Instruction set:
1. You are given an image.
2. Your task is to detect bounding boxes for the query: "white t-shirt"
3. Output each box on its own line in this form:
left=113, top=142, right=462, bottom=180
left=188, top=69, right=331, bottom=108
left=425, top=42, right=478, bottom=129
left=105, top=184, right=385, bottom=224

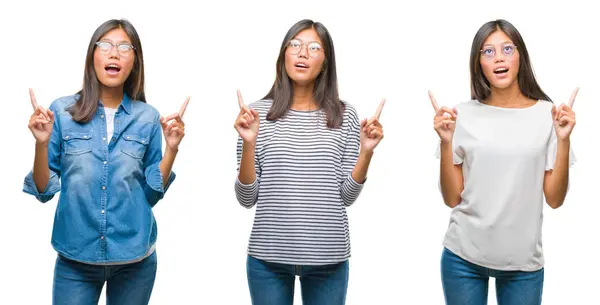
left=104, top=107, right=118, bottom=142
left=438, top=100, right=575, bottom=271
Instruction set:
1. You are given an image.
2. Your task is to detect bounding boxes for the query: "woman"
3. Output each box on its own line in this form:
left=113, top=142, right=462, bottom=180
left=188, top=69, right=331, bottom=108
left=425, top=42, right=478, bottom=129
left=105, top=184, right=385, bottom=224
left=234, top=19, right=385, bottom=305
left=431, top=19, right=577, bottom=305
left=24, top=19, right=188, bottom=305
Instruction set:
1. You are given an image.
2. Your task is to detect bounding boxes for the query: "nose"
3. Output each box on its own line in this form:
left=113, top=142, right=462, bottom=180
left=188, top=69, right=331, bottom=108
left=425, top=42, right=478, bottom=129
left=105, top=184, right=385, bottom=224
left=297, top=44, right=309, bottom=59
left=109, top=45, right=119, bottom=59
left=493, top=50, right=505, bottom=63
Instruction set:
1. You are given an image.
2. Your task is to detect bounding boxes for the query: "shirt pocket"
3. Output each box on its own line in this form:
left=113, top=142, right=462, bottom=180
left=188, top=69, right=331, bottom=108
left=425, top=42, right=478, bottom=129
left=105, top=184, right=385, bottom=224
left=62, top=131, right=93, bottom=155
left=121, top=133, right=149, bottom=159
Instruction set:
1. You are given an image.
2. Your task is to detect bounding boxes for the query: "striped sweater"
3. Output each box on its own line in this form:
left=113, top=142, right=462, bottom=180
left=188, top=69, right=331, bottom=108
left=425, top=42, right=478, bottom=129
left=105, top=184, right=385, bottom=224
left=235, top=99, right=364, bottom=265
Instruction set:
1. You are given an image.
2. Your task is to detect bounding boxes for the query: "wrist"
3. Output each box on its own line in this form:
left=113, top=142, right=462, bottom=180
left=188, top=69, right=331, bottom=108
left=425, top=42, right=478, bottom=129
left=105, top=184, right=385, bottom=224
left=35, top=141, right=49, bottom=147
left=243, top=140, right=257, bottom=149
left=360, top=148, right=374, bottom=157
left=166, top=145, right=179, bottom=154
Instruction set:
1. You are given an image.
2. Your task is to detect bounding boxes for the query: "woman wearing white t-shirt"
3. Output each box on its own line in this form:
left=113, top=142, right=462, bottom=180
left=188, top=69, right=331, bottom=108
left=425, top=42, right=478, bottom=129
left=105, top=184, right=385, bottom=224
left=431, top=19, right=577, bottom=305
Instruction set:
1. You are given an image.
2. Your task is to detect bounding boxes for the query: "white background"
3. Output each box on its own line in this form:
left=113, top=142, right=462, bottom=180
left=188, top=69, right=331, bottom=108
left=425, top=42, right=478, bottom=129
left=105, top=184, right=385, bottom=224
left=1, top=0, right=598, bottom=304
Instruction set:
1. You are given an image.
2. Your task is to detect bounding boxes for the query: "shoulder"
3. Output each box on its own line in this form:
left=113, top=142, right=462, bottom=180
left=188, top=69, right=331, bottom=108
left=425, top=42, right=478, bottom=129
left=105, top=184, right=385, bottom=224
left=130, top=100, right=160, bottom=123
left=453, top=100, right=479, bottom=112
left=341, top=100, right=359, bottom=121
left=535, top=100, right=554, bottom=111
left=49, top=94, right=79, bottom=114
left=248, top=99, right=273, bottom=113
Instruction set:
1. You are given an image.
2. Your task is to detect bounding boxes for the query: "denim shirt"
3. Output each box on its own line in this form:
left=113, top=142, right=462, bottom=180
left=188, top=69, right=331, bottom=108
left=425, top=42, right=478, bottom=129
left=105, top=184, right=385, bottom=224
left=23, top=94, right=176, bottom=264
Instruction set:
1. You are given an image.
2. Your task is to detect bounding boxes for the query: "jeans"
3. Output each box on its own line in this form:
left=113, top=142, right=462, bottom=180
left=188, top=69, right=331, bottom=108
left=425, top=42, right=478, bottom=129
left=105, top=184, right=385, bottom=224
left=247, top=255, right=349, bottom=305
left=441, top=248, right=544, bottom=305
left=53, top=251, right=157, bottom=305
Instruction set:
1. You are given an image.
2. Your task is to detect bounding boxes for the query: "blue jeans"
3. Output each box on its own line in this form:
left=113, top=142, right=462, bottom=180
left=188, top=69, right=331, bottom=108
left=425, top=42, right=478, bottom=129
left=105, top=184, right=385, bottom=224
left=247, top=255, right=349, bottom=305
left=53, top=252, right=157, bottom=305
left=441, top=248, right=544, bottom=305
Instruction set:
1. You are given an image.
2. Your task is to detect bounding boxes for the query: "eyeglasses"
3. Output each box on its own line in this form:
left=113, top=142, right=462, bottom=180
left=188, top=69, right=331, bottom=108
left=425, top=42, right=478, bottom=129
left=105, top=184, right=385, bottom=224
left=95, top=41, right=136, bottom=56
left=286, top=39, right=323, bottom=57
left=480, top=43, right=517, bottom=58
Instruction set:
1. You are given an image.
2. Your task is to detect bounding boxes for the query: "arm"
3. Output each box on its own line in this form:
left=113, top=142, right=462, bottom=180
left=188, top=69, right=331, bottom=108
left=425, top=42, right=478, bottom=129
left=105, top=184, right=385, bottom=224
left=235, top=136, right=260, bottom=209
left=23, top=104, right=62, bottom=203
left=439, top=141, right=464, bottom=208
left=144, top=117, right=176, bottom=207
left=543, top=138, right=571, bottom=209
left=342, top=111, right=366, bottom=207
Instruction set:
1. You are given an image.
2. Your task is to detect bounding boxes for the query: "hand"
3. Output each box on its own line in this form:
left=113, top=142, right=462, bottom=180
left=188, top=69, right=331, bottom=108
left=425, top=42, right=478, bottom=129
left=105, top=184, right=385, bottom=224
left=552, top=87, right=578, bottom=140
left=430, top=90, right=457, bottom=144
left=161, top=97, right=190, bottom=151
left=27, top=88, right=54, bottom=145
left=360, top=98, right=385, bottom=153
left=233, top=89, right=259, bottom=144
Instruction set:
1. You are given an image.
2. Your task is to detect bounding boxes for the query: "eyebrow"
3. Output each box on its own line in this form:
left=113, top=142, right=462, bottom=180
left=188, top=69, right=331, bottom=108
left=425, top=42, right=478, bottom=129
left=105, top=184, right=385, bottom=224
left=482, top=41, right=514, bottom=46
left=99, top=39, right=133, bottom=44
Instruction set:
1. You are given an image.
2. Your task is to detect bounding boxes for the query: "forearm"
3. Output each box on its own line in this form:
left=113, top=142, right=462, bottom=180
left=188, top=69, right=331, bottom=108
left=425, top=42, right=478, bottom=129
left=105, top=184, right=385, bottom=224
left=159, top=147, right=178, bottom=188
left=351, top=149, right=373, bottom=184
left=238, top=141, right=257, bottom=184
left=545, top=139, right=571, bottom=208
left=440, top=141, right=463, bottom=208
left=32, top=142, right=50, bottom=192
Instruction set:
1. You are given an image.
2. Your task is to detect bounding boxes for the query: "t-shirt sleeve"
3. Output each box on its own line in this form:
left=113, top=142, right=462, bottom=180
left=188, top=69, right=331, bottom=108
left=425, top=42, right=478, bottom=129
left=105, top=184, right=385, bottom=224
left=545, top=127, right=576, bottom=171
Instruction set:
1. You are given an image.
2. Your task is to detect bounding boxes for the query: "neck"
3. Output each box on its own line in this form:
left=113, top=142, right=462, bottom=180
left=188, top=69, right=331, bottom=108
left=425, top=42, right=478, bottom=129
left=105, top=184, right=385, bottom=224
left=486, top=81, right=531, bottom=107
left=291, top=82, right=316, bottom=110
left=100, top=86, right=124, bottom=109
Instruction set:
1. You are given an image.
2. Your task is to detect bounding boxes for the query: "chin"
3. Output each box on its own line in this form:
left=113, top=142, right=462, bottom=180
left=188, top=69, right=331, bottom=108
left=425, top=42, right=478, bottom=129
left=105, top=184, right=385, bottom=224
left=99, top=78, right=126, bottom=88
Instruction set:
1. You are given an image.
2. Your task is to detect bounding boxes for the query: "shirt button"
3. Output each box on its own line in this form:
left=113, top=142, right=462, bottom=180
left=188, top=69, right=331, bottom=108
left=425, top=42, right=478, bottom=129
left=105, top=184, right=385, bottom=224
left=103, top=137, right=107, bottom=141
left=101, top=186, right=106, bottom=190
left=103, top=161, right=107, bottom=165
left=101, top=209, right=105, bottom=214
left=65, top=136, right=70, bottom=140
left=100, top=236, right=104, bottom=240
left=101, top=115, right=105, bottom=118
left=126, top=136, right=131, bottom=139
left=83, top=135, right=88, bottom=139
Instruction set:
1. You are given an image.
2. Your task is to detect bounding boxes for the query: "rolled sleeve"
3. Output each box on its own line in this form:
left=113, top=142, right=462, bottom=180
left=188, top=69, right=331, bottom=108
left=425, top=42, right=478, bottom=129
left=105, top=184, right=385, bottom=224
left=23, top=170, right=61, bottom=203
left=143, top=116, right=176, bottom=207
left=23, top=102, right=62, bottom=203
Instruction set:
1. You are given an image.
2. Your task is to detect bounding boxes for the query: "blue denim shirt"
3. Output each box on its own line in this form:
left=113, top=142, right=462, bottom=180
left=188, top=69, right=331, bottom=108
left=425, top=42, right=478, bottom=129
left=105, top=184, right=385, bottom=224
left=23, top=94, right=175, bottom=264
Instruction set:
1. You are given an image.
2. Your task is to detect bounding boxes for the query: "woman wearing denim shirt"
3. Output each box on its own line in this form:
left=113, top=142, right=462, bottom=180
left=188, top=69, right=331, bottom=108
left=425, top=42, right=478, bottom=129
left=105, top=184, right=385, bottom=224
left=234, top=19, right=385, bottom=305
left=23, top=19, right=188, bottom=305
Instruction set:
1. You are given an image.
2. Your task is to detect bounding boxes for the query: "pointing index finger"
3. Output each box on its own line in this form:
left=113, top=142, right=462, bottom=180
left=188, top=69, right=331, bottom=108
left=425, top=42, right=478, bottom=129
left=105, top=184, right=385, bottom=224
left=374, top=98, right=386, bottom=119
left=29, top=88, right=38, bottom=111
left=179, top=96, right=190, bottom=117
left=428, top=90, right=440, bottom=112
left=568, top=87, right=579, bottom=108
left=237, top=89, right=245, bottom=109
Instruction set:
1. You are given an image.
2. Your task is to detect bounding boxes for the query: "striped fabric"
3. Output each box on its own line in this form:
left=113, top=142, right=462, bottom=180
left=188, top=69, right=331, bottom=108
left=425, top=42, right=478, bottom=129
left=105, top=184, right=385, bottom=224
left=235, top=99, right=364, bottom=265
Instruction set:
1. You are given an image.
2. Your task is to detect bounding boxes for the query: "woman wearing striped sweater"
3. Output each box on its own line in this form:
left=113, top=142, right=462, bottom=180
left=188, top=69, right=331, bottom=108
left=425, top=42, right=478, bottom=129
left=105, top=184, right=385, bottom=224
left=233, top=19, right=384, bottom=305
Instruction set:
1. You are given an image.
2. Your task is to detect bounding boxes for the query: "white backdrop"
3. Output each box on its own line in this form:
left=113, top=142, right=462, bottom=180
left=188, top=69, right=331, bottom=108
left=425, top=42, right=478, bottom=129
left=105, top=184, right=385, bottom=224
left=1, top=0, right=598, bottom=304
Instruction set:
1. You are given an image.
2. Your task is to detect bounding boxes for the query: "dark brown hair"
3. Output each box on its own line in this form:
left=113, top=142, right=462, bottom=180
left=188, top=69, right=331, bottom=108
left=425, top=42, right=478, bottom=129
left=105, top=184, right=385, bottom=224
left=470, top=19, right=551, bottom=102
left=263, top=19, right=344, bottom=128
left=68, top=19, right=145, bottom=123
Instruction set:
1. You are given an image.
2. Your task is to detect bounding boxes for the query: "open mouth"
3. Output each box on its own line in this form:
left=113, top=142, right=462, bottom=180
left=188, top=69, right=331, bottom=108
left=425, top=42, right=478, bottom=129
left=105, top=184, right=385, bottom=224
left=105, top=63, right=121, bottom=74
left=494, top=67, right=509, bottom=75
left=294, top=62, right=309, bottom=69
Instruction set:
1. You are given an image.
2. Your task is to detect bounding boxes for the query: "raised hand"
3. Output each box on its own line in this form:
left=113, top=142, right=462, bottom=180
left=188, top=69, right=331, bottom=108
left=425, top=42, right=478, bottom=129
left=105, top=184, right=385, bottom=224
left=27, top=88, right=54, bottom=145
left=360, top=98, right=385, bottom=153
left=430, top=90, right=457, bottom=144
left=233, top=89, right=260, bottom=144
left=552, top=87, right=578, bottom=140
left=161, top=97, right=190, bottom=151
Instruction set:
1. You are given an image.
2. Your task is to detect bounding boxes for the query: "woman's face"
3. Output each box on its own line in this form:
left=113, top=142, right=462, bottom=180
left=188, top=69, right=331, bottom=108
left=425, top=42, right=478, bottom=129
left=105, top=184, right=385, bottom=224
left=479, top=30, right=520, bottom=90
left=93, top=28, right=136, bottom=90
left=284, top=28, right=326, bottom=87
